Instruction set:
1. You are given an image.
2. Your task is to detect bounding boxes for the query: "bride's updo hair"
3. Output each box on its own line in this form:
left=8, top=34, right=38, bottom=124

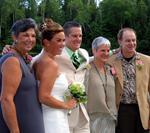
left=39, top=18, right=64, bottom=44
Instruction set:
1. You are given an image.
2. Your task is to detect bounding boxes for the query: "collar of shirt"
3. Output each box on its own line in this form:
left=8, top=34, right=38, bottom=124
left=116, top=51, right=137, bottom=63
left=65, top=47, right=79, bottom=59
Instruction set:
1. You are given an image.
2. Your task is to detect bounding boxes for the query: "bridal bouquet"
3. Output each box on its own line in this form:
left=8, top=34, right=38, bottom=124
left=64, top=82, right=87, bottom=115
left=64, top=82, right=87, bottom=104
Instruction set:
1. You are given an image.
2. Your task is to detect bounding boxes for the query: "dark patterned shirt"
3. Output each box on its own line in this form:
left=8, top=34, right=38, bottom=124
left=117, top=52, right=137, bottom=104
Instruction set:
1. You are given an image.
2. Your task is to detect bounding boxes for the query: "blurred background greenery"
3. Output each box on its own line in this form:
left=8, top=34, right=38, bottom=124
left=0, top=0, right=150, bottom=56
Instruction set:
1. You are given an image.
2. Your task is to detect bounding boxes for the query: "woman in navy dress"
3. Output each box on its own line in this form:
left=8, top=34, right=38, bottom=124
left=0, top=18, right=45, bottom=133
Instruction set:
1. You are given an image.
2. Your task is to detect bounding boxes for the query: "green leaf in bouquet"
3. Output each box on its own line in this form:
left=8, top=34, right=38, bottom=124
left=68, top=82, right=87, bottom=103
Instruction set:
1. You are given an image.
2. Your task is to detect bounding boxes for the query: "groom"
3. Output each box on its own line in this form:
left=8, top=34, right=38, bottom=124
left=55, top=21, right=90, bottom=133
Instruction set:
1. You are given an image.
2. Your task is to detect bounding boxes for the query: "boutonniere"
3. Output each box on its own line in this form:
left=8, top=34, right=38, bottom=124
left=85, top=64, right=91, bottom=69
left=136, top=59, right=144, bottom=70
left=105, top=64, right=117, bottom=77
left=110, top=66, right=117, bottom=76
left=24, top=54, right=32, bottom=64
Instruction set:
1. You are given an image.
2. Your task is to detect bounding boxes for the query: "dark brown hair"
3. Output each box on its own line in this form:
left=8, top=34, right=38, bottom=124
left=63, top=21, right=81, bottom=36
left=10, top=18, right=37, bottom=37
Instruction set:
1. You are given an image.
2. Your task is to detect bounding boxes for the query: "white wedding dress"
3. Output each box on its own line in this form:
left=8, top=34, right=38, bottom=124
left=42, top=73, right=70, bottom=133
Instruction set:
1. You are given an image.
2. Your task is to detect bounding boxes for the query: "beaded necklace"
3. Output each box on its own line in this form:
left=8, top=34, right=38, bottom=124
left=93, top=62, right=117, bottom=119
left=93, top=62, right=110, bottom=109
left=93, top=62, right=107, bottom=90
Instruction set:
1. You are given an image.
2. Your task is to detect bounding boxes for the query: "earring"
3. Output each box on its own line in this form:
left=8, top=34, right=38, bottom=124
left=14, top=40, right=18, bottom=45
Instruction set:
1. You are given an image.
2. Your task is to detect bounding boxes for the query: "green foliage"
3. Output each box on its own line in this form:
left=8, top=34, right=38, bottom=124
left=101, top=0, right=136, bottom=35
left=24, top=0, right=38, bottom=19
left=0, top=0, right=150, bottom=55
left=137, top=39, right=150, bottom=55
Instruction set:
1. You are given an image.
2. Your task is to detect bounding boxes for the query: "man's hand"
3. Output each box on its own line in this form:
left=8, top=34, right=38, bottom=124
left=2, top=45, right=12, bottom=55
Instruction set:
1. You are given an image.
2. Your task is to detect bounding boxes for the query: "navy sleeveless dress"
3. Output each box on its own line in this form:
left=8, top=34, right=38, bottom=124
left=0, top=53, right=45, bottom=133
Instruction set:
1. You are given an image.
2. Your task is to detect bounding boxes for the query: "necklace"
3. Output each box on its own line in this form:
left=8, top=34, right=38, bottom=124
left=93, top=62, right=117, bottom=118
left=93, top=62, right=107, bottom=90
left=93, top=62, right=110, bottom=110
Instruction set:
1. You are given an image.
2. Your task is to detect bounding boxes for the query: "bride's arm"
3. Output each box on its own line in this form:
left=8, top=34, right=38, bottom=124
left=35, top=58, right=76, bottom=109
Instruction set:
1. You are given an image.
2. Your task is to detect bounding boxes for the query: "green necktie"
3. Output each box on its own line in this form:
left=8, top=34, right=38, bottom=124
left=71, top=53, right=80, bottom=69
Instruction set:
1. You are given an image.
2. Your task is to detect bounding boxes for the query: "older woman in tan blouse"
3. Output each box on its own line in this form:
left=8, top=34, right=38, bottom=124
left=85, top=36, right=117, bottom=133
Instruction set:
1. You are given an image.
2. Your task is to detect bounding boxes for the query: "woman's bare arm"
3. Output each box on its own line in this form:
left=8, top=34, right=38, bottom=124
left=36, top=59, right=76, bottom=109
left=1, top=57, right=22, bottom=133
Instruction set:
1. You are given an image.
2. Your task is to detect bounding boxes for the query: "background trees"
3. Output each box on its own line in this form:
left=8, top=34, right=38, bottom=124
left=0, top=0, right=150, bottom=56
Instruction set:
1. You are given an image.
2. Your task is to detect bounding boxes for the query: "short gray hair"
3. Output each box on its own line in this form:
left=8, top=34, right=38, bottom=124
left=92, top=36, right=111, bottom=50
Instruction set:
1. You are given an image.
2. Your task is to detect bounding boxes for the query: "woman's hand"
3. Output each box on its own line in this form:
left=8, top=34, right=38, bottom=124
left=65, top=99, right=77, bottom=110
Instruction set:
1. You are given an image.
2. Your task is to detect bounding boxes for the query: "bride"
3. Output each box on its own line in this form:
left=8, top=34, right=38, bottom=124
left=32, top=18, right=76, bottom=133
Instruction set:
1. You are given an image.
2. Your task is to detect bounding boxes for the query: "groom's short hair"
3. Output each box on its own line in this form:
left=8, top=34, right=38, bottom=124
left=63, top=21, right=81, bottom=36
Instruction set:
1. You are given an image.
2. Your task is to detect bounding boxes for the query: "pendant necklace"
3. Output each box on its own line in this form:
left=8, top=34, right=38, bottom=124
left=93, top=62, right=107, bottom=90
left=93, top=62, right=109, bottom=108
